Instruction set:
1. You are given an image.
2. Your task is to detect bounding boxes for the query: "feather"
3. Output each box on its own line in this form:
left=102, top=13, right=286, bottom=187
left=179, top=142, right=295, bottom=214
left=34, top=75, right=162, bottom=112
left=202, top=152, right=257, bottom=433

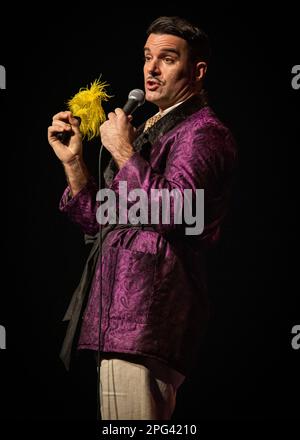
left=67, top=78, right=111, bottom=140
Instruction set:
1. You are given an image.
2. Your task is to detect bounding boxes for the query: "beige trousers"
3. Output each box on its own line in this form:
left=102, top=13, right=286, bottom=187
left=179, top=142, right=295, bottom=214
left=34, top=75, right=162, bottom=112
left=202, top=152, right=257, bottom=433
left=99, top=357, right=177, bottom=420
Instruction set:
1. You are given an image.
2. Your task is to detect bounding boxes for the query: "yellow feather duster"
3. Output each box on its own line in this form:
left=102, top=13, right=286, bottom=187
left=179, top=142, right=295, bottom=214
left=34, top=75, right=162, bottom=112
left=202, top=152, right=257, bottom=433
left=67, top=78, right=112, bottom=140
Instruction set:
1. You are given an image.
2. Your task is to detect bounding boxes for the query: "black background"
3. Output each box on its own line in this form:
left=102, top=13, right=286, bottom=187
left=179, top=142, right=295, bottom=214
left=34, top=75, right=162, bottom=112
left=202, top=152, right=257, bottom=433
left=0, top=2, right=298, bottom=424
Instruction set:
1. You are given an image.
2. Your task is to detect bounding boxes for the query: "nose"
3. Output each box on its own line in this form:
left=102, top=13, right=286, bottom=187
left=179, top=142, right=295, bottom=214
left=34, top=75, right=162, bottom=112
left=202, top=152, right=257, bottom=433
left=146, top=58, right=160, bottom=76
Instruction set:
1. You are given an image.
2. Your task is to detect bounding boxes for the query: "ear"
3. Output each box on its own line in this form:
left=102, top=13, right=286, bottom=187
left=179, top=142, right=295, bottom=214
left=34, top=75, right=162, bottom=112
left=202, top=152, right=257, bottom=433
left=195, top=61, right=207, bottom=81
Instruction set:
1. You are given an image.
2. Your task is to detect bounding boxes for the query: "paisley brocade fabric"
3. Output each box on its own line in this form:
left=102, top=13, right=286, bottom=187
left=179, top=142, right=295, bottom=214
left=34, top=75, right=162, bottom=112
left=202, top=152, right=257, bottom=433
left=59, top=95, right=237, bottom=375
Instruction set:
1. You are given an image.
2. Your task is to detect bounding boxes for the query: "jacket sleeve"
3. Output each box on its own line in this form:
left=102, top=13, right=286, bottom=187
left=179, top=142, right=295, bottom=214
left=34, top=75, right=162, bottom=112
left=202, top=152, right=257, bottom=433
left=59, top=178, right=99, bottom=236
left=109, top=123, right=237, bottom=238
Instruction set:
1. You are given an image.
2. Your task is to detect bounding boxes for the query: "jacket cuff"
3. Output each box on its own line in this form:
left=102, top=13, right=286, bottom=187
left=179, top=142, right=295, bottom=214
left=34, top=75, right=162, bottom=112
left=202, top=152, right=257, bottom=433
left=59, top=178, right=97, bottom=213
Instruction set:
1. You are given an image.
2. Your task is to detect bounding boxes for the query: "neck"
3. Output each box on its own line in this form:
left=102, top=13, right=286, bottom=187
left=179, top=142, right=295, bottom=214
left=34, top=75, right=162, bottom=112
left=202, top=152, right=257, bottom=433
left=158, top=82, right=203, bottom=112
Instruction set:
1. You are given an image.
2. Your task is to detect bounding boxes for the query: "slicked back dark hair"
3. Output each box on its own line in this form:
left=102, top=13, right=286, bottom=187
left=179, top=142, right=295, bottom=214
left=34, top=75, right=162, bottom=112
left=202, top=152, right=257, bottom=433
left=147, top=16, right=211, bottom=64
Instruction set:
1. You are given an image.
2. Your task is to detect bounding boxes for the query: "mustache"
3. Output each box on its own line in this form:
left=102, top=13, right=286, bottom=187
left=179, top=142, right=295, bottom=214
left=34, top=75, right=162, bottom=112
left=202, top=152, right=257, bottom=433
left=146, top=76, right=164, bottom=85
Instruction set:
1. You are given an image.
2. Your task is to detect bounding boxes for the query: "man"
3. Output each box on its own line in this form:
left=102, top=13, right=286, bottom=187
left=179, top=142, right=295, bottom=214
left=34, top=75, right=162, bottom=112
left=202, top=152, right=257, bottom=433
left=48, top=16, right=237, bottom=420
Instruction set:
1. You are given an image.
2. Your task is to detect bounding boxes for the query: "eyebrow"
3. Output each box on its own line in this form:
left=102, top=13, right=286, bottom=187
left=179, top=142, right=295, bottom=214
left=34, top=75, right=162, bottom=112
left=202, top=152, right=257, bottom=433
left=144, top=47, right=180, bottom=56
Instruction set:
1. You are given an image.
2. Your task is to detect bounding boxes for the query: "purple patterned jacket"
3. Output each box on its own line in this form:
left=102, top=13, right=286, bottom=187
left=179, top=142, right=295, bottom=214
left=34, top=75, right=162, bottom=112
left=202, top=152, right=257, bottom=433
left=59, top=94, right=237, bottom=375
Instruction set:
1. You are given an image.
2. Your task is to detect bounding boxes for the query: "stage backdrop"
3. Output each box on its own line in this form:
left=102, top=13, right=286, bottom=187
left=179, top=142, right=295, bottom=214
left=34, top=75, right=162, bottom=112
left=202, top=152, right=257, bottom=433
left=0, top=3, right=298, bottom=422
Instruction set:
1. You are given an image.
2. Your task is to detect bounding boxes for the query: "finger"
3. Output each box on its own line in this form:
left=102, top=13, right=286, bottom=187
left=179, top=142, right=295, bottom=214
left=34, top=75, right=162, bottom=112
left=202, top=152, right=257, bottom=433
left=48, top=125, right=66, bottom=141
left=72, top=116, right=81, bottom=127
left=107, top=112, right=116, bottom=120
left=67, top=116, right=82, bottom=137
left=52, top=120, right=72, bottom=131
left=115, top=108, right=126, bottom=118
left=51, top=124, right=73, bottom=141
left=52, top=117, right=81, bottom=137
left=52, top=111, right=73, bottom=122
left=52, top=112, right=81, bottom=132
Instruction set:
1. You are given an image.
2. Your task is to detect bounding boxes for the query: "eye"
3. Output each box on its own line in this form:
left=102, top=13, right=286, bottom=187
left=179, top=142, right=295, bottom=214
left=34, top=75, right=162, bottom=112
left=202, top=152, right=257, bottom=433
left=164, top=57, right=174, bottom=64
left=144, top=55, right=152, bottom=62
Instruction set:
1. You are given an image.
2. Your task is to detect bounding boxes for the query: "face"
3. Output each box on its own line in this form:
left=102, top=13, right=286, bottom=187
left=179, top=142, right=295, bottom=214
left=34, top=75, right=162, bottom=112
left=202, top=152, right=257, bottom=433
left=144, top=33, right=203, bottom=110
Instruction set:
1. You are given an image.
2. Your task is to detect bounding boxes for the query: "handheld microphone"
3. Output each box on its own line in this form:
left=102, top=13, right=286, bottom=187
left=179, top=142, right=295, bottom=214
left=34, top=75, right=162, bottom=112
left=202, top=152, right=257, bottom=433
left=122, top=89, right=145, bottom=115
left=56, top=89, right=145, bottom=143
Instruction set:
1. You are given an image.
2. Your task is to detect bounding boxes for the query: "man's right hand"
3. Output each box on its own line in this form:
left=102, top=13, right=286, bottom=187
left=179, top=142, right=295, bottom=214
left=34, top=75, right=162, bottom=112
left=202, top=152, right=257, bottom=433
left=48, top=111, right=82, bottom=164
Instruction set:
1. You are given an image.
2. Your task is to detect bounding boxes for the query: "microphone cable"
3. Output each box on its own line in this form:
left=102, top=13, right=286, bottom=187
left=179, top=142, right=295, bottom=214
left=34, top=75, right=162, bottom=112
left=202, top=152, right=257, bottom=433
left=95, top=89, right=145, bottom=420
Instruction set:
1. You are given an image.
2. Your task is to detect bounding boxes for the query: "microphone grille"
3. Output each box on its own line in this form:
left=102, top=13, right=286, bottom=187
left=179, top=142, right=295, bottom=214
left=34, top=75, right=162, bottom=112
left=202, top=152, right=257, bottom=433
left=128, top=89, right=145, bottom=105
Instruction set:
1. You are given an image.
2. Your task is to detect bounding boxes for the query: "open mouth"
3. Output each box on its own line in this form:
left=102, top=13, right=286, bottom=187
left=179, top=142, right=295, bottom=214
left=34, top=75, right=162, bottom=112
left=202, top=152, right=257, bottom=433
left=146, top=80, right=161, bottom=91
